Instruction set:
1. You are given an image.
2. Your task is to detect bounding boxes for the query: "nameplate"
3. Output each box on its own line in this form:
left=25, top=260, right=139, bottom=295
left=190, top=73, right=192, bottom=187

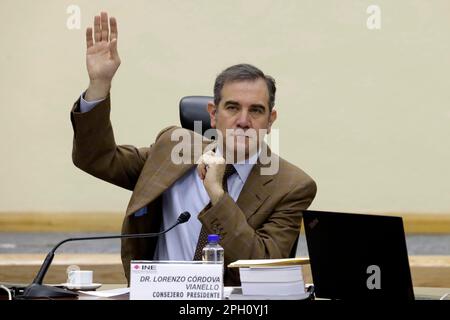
left=130, top=261, right=223, bottom=300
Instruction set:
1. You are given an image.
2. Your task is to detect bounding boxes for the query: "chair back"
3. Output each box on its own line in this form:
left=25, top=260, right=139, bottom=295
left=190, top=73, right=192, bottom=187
left=179, top=96, right=214, bottom=136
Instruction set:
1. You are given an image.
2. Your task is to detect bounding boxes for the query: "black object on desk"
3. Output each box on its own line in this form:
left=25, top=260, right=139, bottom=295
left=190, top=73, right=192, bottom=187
left=303, top=210, right=415, bottom=300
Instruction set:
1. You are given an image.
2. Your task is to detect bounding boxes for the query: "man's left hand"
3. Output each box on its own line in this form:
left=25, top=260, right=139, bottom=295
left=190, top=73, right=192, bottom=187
left=197, top=151, right=226, bottom=205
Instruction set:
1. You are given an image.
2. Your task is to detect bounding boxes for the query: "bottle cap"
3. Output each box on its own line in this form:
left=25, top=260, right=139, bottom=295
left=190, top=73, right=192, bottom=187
left=207, top=234, right=220, bottom=243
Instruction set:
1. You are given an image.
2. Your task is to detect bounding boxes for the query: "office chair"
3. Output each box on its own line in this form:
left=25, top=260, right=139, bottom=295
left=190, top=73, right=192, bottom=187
left=179, top=96, right=215, bottom=137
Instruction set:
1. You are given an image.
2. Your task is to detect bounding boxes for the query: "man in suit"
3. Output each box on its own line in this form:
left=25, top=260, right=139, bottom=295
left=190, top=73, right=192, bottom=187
left=71, top=12, right=317, bottom=285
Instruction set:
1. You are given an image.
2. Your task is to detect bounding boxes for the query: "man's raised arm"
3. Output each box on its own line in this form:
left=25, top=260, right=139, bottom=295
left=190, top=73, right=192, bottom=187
left=71, top=12, right=148, bottom=191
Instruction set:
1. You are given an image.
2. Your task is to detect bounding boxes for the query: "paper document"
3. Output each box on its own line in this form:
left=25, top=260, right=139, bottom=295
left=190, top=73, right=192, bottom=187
left=228, top=257, right=310, bottom=268
left=80, top=287, right=130, bottom=298
left=225, top=287, right=310, bottom=300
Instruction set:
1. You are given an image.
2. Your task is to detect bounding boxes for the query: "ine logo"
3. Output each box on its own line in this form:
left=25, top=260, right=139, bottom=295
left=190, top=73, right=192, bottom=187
left=142, top=265, right=157, bottom=271
left=366, top=265, right=381, bottom=290
left=132, top=264, right=158, bottom=273
left=66, top=5, right=81, bottom=30
left=366, top=5, right=381, bottom=30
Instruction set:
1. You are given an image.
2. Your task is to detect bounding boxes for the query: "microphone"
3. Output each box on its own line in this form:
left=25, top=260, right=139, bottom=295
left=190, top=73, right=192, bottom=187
left=16, top=211, right=191, bottom=299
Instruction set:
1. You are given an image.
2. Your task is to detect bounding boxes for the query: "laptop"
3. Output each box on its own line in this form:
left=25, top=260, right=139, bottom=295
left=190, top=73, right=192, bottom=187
left=303, top=210, right=415, bottom=300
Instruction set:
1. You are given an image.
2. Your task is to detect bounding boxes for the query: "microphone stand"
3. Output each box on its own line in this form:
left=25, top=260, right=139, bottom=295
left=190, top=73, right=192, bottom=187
left=16, top=212, right=191, bottom=299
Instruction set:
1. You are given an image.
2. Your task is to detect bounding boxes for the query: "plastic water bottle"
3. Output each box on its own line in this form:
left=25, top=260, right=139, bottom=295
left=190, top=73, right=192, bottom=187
left=202, top=234, right=225, bottom=298
left=202, top=234, right=224, bottom=263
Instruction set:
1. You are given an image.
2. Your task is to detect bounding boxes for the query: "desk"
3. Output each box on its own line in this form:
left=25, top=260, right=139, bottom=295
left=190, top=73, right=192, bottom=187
left=76, top=284, right=450, bottom=300
left=2, top=254, right=450, bottom=288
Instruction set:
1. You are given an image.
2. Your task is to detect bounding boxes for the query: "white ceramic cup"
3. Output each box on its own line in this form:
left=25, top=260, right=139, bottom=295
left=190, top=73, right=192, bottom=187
left=67, top=270, right=93, bottom=285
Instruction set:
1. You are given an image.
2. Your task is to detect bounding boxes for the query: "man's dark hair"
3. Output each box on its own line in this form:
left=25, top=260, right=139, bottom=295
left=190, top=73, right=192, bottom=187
left=214, top=64, right=276, bottom=111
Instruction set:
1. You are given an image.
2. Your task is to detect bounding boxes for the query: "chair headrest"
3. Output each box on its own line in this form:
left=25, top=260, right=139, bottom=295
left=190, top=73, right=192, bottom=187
left=179, top=96, right=215, bottom=137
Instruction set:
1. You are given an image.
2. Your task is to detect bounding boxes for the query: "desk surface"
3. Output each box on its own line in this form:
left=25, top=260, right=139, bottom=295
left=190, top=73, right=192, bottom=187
left=77, top=284, right=449, bottom=300
left=413, top=287, right=450, bottom=300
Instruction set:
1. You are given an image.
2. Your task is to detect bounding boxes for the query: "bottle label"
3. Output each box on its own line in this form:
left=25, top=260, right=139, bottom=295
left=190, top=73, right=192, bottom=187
left=202, top=249, right=224, bottom=263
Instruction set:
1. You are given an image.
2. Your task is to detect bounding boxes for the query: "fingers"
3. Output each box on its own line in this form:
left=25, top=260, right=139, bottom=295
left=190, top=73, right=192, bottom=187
left=101, top=12, right=109, bottom=42
left=86, top=27, right=93, bottom=49
left=110, top=17, right=118, bottom=41
left=94, top=15, right=101, bottom=42
left=197, top=151, right=226, bottom=180
left=109, top=17, right=119, bottom=60
left=109, top=38, right=120, bottom=61
left=93, top=12, right=116, bottom=43
left=197, top=163, right=207, bottom=180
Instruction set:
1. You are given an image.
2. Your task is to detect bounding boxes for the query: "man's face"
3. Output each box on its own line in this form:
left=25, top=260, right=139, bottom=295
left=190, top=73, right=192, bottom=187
left=208, top=78, right=277, bottom=161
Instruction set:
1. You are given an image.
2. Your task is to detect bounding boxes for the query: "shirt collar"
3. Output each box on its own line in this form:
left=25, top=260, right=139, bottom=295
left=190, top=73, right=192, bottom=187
left=214, top=147, right=259, bottom=183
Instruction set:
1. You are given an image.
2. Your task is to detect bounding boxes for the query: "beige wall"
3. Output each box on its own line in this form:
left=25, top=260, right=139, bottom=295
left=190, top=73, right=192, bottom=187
left=0, top=0, right=449, bottom=214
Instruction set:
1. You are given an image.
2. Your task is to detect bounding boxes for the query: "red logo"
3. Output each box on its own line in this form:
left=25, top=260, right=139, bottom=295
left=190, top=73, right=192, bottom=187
left=134, top=264, right=140, bottom=270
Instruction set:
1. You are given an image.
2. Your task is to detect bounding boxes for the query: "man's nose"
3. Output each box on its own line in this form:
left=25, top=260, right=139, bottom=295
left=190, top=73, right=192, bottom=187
left=236, top=110, right=250, bottom=128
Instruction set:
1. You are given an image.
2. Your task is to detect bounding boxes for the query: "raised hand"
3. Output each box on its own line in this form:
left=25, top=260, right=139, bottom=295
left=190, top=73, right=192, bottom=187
left=85, top=12, right=121, bottom=101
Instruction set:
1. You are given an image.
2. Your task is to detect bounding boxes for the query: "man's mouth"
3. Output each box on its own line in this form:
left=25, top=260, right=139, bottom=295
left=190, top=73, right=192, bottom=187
left=231, top=129, right=250, bottom=137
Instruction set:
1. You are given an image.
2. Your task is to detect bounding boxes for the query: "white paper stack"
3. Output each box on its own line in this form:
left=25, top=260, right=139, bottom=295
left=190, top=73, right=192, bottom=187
left=228, top=258, right=310, bottom=299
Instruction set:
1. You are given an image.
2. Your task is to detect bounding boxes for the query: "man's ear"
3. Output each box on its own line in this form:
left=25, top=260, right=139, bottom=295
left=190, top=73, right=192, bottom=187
left=207, top=102, right=217, bottom=128
left=267, top=109, right=277, bottom=134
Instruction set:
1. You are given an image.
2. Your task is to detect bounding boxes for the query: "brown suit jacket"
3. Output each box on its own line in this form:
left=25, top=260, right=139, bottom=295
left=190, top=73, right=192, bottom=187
left=70, top=95, right=317, bottom=285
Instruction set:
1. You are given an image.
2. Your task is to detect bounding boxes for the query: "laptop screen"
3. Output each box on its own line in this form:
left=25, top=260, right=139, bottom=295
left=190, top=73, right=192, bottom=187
left=303, top=210, right=415, bottom=300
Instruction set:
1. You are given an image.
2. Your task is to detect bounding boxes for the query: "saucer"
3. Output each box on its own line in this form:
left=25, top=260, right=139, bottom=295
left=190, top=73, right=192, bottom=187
left=60, top=283, right=102, bottom=291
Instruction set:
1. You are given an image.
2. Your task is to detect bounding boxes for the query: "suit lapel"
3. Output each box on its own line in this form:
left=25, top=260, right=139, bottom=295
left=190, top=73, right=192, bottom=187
left=236, top=161, right=274, bottom=220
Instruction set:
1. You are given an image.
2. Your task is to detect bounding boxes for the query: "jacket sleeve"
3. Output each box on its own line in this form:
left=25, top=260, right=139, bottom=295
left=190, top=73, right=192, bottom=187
left=70, top=95, right=173, bottom=191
